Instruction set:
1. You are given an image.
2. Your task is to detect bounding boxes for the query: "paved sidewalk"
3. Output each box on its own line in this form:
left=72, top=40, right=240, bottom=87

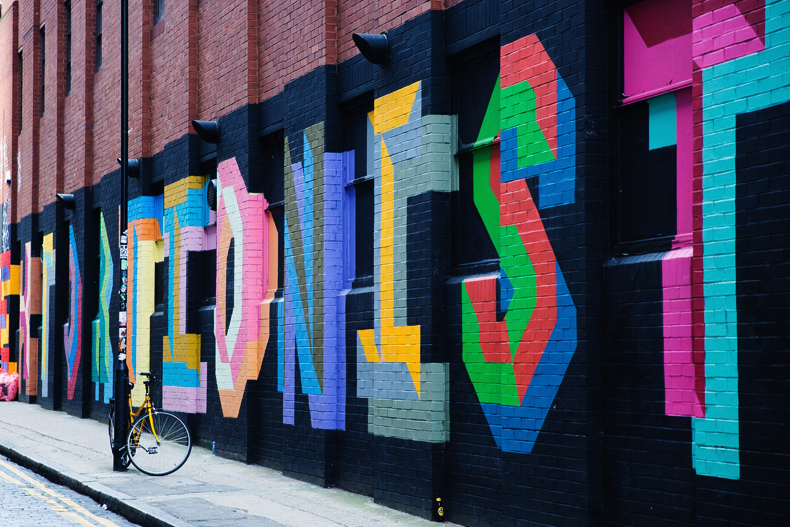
left=0, top=402, right=457, bottom=527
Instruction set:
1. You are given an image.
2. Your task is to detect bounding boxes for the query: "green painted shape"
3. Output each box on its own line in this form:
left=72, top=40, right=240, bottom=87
left=472, top=77, right=502, bottom=251
left=462, top=75, right=538, bottom=404
left=477, top=76, right=501, bottom=144
left=93, top=213, right=112, bottom=384
left=471, top=76, right=538, bottom=356
left=500, top=224, right=536, bottom=360
left=648, top=93, right=677, bottom=150
left=501, top=81, right=555, bottom=167
left=472, top=149, right=501, bottom=252
left=461, top=285, right=520, bottom=406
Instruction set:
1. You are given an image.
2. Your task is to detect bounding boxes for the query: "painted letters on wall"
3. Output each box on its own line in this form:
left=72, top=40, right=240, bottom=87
left=356, top=82, right=453, bottom=443
left=215, top=157, right=278, bottom=418
left=128, top=196, right=163, bottom=406
left=692, top=0, right=777, bottom=481
left=461, top=35, right=578, bottom=454
left=281, top=123, right=346, bottom=430
left=63, top=226, right=82, bottom=400
left=41, top=234, right=54, bottom=398
left=162, top=177, right=209, bottom=413
left=20, top=242, right=41, bottom=396
left=92, top=212, right=113, bottom=402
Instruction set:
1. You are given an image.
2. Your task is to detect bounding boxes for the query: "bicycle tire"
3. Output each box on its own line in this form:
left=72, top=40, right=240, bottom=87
left=126, top=410, right=191, bottom=476
left=109, top=407, right=132, bottom=468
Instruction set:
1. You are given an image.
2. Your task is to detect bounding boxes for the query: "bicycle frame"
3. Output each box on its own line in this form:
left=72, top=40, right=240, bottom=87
left=124, top=380, right=162, bottom=444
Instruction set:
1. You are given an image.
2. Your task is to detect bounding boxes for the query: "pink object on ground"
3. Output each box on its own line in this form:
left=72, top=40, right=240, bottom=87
left=0, top=371, right=19, bottom=401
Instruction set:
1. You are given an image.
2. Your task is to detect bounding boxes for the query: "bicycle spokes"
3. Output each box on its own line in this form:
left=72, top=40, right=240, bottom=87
left=126, top=410, right=191, bottom=476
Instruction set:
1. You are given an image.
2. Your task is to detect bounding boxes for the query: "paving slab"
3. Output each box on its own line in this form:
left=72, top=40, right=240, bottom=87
left=0, top=402, right=458, bottom=527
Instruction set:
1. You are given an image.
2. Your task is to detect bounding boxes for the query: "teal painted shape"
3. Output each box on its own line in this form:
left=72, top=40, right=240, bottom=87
left=648, top=93, right=677, bottom=150
left=694, top=0, right=790, bottom=481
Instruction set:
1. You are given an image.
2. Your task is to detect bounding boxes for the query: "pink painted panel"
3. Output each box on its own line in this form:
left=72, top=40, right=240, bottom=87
left=675, top=88, right=694, bottom=246
left=163, top=362, right=208, bottom=414
left=624, top=0, right=692, bottom=99
left=662, top=248, right=704, bottom=418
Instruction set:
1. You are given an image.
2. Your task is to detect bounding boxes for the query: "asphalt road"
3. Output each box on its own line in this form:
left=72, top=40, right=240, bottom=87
left=0, top=454, right=141, bottom=527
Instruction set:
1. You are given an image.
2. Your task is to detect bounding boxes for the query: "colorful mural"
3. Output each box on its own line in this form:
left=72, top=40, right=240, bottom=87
left=0, top=196, right=15, bottom=373
left=162, top=176, right=209, bottom=413
left=0, top=249, right=19, bottom=372
left=461, top=34, right=578, bottom=454
left=63, top=226, right=82, bottom=400
left=691, top=0, right=779, bottom=481
left=127, top=196, right=163, bottom=406
left=215, top=157, right=277, bottom=418
left=281, top=123, right=346, bottom=430
left=40, top=233, right=55, bottom=398
left=624, top=0, right=702, bottom=423
left=20, top=242, right=41, bottom=396
left=625, top=0, right=777, bottom=481
left=500, top=35, right=577, bottom=208
left=92, top=212, right=113, bottom=402
left=355, top=82, right=453, bottom=443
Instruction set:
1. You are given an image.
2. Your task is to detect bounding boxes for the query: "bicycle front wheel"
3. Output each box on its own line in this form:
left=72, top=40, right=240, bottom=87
left=126, top=410, right=191, bottom=476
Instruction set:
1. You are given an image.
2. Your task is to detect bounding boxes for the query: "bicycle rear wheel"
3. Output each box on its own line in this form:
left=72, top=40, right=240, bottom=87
left=126, top=410, right=191, bottom=476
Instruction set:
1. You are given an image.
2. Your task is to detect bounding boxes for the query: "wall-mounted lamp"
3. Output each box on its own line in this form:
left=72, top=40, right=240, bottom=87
left=117, top=157, right=141, bottom=178
left=192, top=120, right=220, bottom=144
left=56, top=193, right=76, bottom=210
left=352, top=33, right=389, bottom=65
left=206, top=179, right=218, bottom=211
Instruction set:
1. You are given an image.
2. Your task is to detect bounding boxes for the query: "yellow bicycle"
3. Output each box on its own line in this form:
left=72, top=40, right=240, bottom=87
left=108, top=371, right=192, bottom=476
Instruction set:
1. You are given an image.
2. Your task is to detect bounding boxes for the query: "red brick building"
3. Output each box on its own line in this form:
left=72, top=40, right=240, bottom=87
left=1, top=0, right=788, bottom=525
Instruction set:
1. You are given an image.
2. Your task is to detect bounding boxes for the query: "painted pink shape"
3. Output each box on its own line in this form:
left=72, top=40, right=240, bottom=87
left=662, top=88, right=703, bottom=418
left=675, top=89, right=694, bottom=247
left=163, top=362, right=208, bottom=414
left=63, top=244, right=82, bottom=400
left=662, top=248, right=703, bottom=417
left=215, top=157, right=268, bottom=388
left=19, top=251, right=29, bottom=382
left=624, top=0, right=692, bottom=99
left=693, top=1, right=765, bottom=69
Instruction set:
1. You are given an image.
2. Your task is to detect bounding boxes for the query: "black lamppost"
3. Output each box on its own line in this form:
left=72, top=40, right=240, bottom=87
left=112, top=0, right=130, bottom=472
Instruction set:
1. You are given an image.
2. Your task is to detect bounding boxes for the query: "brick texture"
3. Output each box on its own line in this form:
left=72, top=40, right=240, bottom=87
left=0, top=0, right=788, bottom=526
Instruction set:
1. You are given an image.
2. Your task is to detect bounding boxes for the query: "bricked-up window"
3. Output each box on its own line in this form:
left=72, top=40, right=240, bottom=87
left=260, top=131, right=284, bottom=292
left=65, top=2, right=72, bottom=95
left=40, top=27, right=45, bottom=115
left=451, top=43, right=500, bottom=272
left=154, top=0, right=164, bottom=24
left=613, top=0, right=692, bottom=250
left=341, top=96, right=374, bottom=283
left=95, top=0, right=103, bottom=72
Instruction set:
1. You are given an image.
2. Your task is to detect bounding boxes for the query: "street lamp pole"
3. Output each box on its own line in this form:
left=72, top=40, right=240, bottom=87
left=112, top=0, right=130, bottom=471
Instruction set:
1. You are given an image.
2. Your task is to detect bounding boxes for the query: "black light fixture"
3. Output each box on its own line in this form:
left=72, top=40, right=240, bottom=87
left=56, top=193, right=76, bottom=209
left=206, top=179, right=218, bottom=211
left=117, top=157, right=140, bottom=178
left=352, top=33, right=389, bottom=65
left=192, top=120, right=220, bottom=144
